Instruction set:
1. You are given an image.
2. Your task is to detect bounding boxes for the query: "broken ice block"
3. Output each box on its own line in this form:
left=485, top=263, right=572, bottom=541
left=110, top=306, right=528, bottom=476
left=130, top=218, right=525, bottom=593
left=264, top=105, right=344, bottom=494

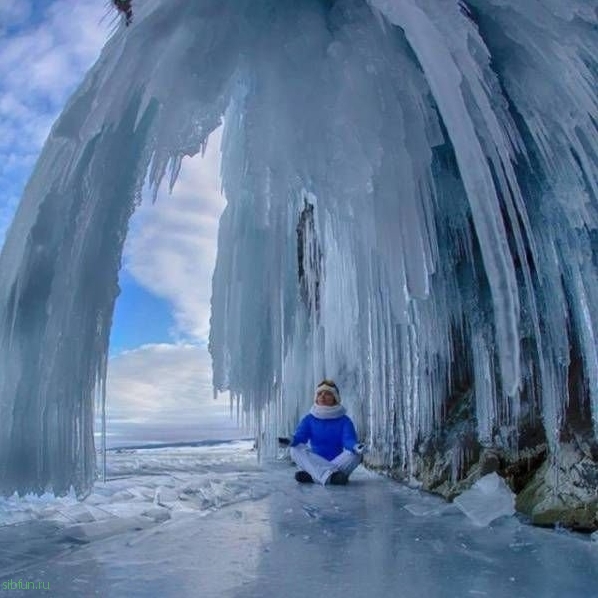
left=453, top=472, right=515, bottom=527
left=62, top=516, right=154, bottom=543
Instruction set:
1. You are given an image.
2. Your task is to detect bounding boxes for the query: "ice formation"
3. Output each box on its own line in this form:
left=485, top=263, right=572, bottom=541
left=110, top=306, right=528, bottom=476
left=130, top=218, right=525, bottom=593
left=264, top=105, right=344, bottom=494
left=0, top=0, right=597, bottom=496
left=453, top=472, right=515, bottom=527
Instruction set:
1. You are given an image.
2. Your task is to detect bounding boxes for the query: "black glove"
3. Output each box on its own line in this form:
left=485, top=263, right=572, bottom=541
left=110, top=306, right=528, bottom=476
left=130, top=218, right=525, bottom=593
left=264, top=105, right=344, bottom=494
left=278, top=437, right=291, bottom=447
left=353, top=443, right=366, bottom=455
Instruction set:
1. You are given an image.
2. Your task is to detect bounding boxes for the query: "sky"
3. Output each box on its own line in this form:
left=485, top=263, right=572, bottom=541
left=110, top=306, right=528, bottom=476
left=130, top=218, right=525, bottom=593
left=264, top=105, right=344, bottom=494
left=0, top=0, right=246, bottom=446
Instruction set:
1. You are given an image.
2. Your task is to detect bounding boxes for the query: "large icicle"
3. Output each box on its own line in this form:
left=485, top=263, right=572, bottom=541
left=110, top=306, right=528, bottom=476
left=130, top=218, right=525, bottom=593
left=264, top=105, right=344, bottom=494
left=0, top=0, right=241, bottom=495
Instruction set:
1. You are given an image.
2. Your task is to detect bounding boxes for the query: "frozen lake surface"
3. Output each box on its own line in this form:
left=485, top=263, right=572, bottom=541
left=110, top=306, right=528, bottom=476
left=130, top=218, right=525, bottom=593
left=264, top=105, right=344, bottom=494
left=1, top=440, right=597, bottom=597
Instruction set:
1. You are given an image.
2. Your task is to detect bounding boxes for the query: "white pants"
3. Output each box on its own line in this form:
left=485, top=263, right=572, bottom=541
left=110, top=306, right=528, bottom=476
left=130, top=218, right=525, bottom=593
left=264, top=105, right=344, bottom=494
left=290, top=445, right=362, bottom=485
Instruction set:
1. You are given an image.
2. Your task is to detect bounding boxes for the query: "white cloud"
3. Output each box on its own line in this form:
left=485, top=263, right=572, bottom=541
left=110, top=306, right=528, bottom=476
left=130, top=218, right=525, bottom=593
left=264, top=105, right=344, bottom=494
left=104, top=343, right=244, bottom=445
left=123, top=129, right=226, bottom=342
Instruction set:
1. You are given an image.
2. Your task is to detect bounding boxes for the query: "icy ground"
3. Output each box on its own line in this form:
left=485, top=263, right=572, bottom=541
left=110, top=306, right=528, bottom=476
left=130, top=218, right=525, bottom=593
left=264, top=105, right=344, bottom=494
left=0, top=440, right=597, bottom=597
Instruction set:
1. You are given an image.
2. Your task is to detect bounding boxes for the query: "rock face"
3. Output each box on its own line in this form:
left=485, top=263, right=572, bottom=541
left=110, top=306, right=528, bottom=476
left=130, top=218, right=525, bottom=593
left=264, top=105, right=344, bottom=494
left=516, top=442, right=598, bottom=531
left=387, top=389, right=598, bottom=532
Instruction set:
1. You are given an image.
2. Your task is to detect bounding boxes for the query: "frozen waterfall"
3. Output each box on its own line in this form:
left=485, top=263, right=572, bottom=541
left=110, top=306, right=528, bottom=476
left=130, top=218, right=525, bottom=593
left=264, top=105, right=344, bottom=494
left=0, top=0, right=597, bottom=496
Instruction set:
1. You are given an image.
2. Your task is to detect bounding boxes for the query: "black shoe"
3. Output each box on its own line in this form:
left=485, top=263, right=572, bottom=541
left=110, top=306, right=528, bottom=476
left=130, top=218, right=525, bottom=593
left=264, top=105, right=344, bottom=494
left=328, top=471, right=348, bottom=485
left=294, top=471, right=314, bottom=483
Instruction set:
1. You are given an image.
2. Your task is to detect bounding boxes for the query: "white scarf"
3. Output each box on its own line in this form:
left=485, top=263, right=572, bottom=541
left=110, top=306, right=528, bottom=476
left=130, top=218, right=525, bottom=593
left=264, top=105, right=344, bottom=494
left=310, top=404, right=346, bottom=419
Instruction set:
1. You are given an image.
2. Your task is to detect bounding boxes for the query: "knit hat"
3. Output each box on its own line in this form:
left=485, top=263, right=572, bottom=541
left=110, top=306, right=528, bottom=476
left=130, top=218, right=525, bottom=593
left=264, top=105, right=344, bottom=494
left=314, top=379, right=341, bottom=404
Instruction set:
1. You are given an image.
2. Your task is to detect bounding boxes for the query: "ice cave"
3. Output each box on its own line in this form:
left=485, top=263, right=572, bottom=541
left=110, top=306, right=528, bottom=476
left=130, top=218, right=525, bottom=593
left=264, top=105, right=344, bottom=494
left=0, top=0, right=597, bottom=528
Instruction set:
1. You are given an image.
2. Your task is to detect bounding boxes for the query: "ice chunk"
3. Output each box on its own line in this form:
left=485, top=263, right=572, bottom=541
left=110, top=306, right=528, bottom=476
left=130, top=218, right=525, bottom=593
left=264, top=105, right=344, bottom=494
left=453, top=473, right=515, bottom=527
left=97, top=501, right=151, bottom=518
left=404, top=503, right=443, bottom=517
left=153, top=486, right=179, bottom=505
left=62, top=516, right=154, bottom=544
left=57, top=504, right=96, bottom=524
left=141, top=507, right=171, bottom=523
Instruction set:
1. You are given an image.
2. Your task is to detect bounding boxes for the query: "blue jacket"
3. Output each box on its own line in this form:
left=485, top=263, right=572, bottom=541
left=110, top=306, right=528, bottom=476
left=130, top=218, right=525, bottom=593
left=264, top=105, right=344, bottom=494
left=291, top=414, right=358, bottom=461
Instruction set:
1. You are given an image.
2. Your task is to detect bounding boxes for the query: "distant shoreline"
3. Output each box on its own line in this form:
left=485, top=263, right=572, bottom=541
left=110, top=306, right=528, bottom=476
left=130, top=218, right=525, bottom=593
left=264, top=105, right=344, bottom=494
left=103, top=438, right=254, bottom=452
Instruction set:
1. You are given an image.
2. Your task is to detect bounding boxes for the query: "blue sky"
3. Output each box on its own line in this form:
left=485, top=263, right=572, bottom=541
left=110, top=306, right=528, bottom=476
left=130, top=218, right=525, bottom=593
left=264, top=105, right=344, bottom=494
left=0, top=0, right=244, bottom=446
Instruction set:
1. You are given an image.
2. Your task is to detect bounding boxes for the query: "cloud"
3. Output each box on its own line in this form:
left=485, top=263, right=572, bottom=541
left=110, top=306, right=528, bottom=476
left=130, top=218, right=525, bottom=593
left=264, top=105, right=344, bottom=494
left=104, top=343, right=244, bottom=445
left=123, top=129, right=226, bottom=342
left=0, top=0, right=108, bottom=243
left=0, top=0, right=32, bottom=34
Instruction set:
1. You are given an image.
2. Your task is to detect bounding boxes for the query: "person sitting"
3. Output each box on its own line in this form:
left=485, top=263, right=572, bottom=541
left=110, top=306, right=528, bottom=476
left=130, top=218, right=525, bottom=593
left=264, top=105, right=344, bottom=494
left=289, top=379, right=364, bottom=485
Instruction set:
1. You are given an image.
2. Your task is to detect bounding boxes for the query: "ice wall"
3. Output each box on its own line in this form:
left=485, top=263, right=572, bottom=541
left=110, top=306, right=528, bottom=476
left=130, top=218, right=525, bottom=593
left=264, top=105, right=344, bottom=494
left=211, top=0, right=598, bottom=470
left=0, top=0, right=236, bottom=495
left=0, top=0, right=597, bottom=496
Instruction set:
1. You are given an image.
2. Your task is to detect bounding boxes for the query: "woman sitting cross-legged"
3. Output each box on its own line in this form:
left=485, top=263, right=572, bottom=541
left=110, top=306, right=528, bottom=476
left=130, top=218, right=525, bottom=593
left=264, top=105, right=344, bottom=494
left=289, top=379, right=365, bottom=485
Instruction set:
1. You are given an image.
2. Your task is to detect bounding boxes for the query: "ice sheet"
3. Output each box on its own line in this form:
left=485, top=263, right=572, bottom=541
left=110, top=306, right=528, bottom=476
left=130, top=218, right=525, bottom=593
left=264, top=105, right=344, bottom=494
left=0, top=442, right=596, bottom=597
